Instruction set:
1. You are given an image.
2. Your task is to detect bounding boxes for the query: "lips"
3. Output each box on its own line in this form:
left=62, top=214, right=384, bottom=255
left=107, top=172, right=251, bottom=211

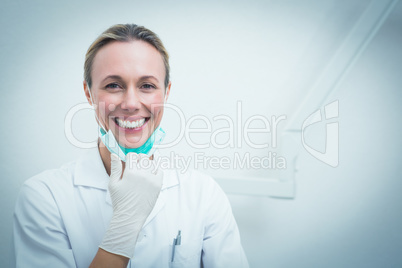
left=114, top=117, right=150, bottom=129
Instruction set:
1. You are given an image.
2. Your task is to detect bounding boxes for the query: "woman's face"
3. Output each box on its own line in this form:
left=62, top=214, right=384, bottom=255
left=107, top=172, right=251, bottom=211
left=85, top=40, right=170, bottom=148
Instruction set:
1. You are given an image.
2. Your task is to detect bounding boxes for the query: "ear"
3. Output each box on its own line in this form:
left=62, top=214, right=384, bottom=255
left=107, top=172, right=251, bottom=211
left=164, top=81, right=171, bottom=102
left=83, top=80, right=93, bottom=106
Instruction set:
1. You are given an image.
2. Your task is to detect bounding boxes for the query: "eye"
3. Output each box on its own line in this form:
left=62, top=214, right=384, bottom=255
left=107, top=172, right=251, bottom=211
left=141, top=83, right=156, bottom=90
left=105, top=83, right=122, bottom=91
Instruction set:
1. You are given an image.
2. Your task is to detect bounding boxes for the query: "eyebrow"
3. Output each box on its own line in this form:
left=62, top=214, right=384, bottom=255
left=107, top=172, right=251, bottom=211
left=138, top=75, right=159, bottom=83
left=101, top=75, right=159, bottom=83
left=101, top=75, right=123, bottom=84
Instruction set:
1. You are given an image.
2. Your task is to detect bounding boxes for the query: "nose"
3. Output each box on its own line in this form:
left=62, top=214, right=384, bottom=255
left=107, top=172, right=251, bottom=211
left=120, top=88, right=141, bottom=112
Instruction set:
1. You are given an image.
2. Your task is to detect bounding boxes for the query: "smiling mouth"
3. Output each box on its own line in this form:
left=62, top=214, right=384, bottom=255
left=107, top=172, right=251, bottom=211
left=114, top=117, right=150, bottom=129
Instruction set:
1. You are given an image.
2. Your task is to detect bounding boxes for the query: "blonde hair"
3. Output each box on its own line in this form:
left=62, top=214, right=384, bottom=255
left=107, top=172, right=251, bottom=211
left=84, top=24, right=170, bottom=89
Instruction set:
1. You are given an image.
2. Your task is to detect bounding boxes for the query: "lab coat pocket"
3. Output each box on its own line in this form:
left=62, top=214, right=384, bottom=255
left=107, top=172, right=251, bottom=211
left=169, top=238, right=202, bottom=268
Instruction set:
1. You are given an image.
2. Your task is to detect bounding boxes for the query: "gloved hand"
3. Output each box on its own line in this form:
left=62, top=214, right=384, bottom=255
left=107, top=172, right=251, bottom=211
left=99, top=153, right=163, bottom=258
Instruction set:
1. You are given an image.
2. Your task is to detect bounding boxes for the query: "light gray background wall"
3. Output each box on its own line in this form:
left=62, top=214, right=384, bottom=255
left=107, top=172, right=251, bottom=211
left=1, top=0, right=401, bottom=267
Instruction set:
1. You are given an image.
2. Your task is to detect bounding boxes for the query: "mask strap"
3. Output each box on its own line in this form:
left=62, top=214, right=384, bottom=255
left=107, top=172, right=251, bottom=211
left=87, top=86, right=108, bottom=133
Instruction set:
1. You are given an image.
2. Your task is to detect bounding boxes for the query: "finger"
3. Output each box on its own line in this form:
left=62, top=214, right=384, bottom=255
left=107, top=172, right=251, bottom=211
left=110, top=153, right=123, bottom=183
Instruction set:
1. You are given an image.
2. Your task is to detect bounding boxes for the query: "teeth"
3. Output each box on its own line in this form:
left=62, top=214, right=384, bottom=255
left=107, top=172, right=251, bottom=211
left=116, top=118, right=146, bottom=129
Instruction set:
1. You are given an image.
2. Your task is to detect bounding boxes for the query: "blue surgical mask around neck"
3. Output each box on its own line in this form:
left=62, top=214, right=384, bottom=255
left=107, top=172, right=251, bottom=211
left=99, top=126, right=166, bottom=162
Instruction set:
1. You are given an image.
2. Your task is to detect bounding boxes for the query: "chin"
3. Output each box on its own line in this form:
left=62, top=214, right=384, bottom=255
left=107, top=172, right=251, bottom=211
left=122, top=138, right=147, bottom=148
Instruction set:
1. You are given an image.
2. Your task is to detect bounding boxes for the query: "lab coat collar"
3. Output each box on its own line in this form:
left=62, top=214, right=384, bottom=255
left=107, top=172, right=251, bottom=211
left=73, top=148, right=109, bottom=190
left=139, top=170, right=178, bottom=228
left=160, top=165, right=180, bottom=190
left=152, top=151, right=179, bottom=190
left=142, top=169, right=180, bottom=227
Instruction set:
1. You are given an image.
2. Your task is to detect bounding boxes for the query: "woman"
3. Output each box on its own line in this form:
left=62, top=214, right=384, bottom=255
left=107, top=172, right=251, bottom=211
left=14, top=24, right=249, bottom=268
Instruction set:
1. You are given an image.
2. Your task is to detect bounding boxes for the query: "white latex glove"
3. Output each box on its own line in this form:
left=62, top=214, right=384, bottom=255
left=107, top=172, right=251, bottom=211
left=99, top=153, right=163, bottom=258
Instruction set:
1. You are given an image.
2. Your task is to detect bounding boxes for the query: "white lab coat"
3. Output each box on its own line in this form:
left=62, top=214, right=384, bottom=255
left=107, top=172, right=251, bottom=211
left=13, top=149, right=249, bottom=268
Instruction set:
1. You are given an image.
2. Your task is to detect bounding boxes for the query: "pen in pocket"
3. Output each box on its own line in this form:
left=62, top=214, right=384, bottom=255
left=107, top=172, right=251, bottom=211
left=171, top=230, right=181, bottom=262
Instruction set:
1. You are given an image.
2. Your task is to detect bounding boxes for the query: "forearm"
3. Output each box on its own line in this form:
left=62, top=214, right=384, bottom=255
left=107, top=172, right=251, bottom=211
left=89, top=248, right=129, bottom=268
